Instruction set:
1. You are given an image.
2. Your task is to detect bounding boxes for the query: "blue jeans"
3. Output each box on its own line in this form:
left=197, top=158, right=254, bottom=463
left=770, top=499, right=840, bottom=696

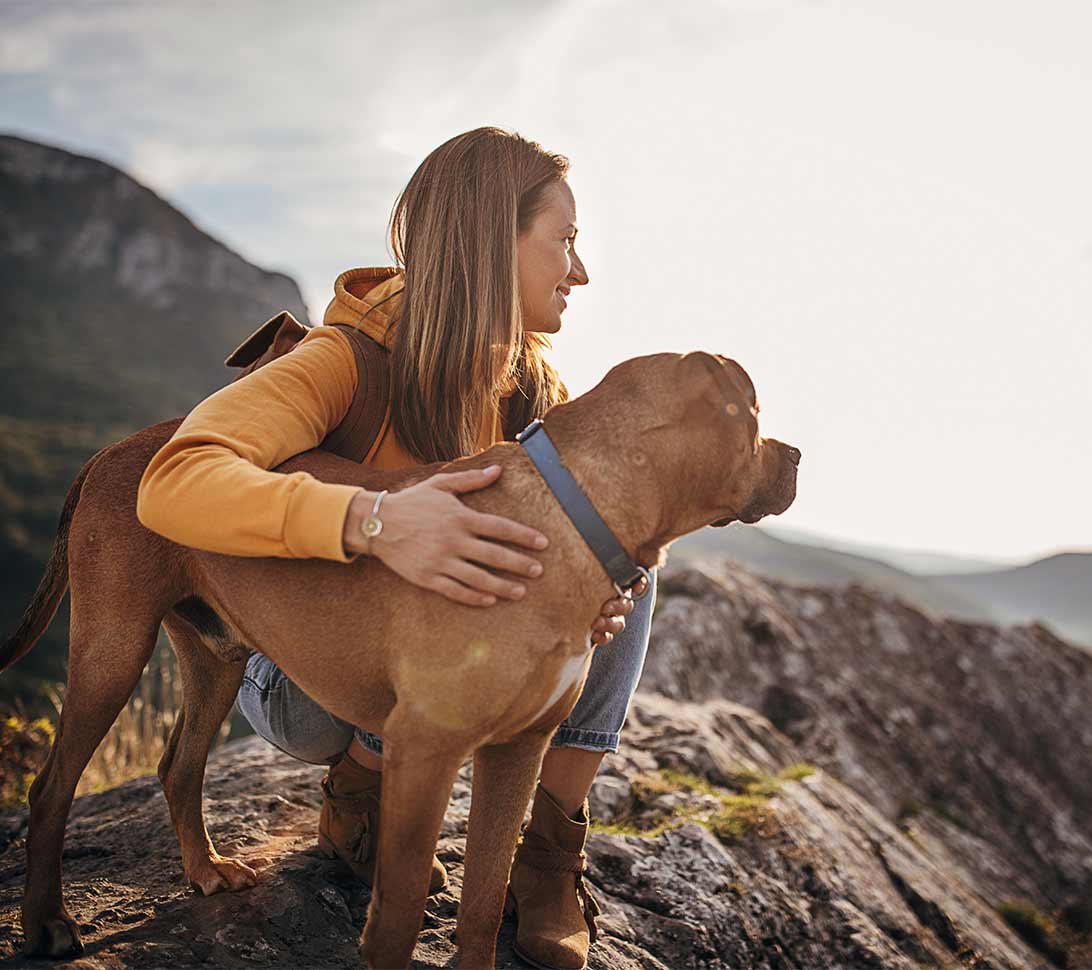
left=235, top=568, right=657, bottom=765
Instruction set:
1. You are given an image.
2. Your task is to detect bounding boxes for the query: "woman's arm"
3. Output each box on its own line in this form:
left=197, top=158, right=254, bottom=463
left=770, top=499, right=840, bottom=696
left=136, top=325, right=366, bottom=563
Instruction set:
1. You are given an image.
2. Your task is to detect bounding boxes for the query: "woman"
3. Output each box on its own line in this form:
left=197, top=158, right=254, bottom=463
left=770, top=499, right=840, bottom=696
left=136, top=126, right=657, bottom=970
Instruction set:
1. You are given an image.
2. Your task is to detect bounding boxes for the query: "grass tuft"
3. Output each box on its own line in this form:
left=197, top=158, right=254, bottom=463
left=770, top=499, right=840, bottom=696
left=590, top=762, right=817, bottom=844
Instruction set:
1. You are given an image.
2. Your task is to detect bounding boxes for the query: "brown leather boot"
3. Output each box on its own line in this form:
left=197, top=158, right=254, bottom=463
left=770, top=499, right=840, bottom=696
left=502, top=781, right=602, bottom=970
left=317, top=750, right=448, bottom=895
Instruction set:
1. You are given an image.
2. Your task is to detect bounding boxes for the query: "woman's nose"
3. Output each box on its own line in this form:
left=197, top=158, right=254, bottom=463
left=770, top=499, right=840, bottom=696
left=569, top=250, right=589, bottom=286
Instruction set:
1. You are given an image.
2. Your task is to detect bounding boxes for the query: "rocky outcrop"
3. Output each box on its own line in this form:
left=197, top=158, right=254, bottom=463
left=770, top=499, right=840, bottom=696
left=0, top=696, right=1057, bottom=969
left=641, top=561, right=1092, bottom=914
left=0, top=134, right=305, bottom=325
left=0, top=132, right=309, bottom=440
left=1, top=560, right=1088, bottom=967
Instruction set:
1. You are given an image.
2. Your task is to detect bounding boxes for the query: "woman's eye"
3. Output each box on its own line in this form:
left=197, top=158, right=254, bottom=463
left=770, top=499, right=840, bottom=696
left=565, top=234, right=577, bottom=247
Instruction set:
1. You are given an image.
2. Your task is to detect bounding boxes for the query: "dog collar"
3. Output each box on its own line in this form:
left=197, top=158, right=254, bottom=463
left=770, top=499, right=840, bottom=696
left=516, top=418, right=651, bottom=599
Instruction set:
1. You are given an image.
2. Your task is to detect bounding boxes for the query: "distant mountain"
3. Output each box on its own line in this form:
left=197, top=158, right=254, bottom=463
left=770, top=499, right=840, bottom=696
left=0, top=133, right=310, bottom=694
left=762, top=523, right=1015, bottom=575
left=926, top=552, right=1092, bottom=649
left=672, top=523, right=997, bottom=624
left=671, top=524, right=1092, bottom=652
left=0, top=133, right=308, bottom=434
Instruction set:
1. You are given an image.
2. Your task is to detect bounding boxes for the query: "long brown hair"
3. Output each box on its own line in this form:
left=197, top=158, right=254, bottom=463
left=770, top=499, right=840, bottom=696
left=387, top=126, right=571, bottom=464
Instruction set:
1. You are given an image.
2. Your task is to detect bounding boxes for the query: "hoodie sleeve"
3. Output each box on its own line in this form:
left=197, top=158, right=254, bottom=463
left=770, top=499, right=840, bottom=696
left=136, top=325, right=366, bottom=563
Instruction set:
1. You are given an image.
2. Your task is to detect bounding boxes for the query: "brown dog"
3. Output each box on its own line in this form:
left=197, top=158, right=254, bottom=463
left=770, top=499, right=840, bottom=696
left=3, top=350, right=798, bottom=968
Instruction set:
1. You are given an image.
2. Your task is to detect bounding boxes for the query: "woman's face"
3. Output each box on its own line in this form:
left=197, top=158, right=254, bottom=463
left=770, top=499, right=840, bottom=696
left=517, top=179, right=589, bottom=334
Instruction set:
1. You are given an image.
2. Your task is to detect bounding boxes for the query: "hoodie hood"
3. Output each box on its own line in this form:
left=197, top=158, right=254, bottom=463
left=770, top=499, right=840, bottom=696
left=323, top=266, right=406, bottom=348
left=322, top=266, right=520, bottom=396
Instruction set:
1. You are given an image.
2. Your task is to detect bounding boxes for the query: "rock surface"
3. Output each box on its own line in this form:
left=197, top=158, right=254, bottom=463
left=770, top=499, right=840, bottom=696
left=642, top=561, right=1092, bottom=911
left=0, top=711, right=1061, bottom=969
left=1, top=560, right=1088, bottom=968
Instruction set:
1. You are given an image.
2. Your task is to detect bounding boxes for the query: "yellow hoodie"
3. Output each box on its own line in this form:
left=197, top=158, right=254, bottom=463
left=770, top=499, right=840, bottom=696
left=136, top=266, right=519, bottom=564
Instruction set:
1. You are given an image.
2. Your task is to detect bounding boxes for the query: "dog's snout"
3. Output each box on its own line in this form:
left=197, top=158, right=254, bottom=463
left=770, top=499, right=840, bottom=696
left=787, top=445, right=801, bottom=467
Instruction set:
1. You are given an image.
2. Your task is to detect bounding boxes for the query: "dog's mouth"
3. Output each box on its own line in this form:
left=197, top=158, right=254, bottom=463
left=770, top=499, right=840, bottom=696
left=710, top=507, right=764, bottom=527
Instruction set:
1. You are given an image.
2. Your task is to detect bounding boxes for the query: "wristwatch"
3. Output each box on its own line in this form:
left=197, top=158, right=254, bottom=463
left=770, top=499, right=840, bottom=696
left=359, top=489, right=389, bottom=556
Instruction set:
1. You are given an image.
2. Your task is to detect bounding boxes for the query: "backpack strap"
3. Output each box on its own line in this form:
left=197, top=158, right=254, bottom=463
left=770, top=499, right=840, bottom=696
left=320, top=323, right=392, bottom=464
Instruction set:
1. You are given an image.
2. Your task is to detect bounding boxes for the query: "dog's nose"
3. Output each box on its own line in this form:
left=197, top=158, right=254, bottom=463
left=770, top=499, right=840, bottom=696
left=786, top=445, right=801, bottom=467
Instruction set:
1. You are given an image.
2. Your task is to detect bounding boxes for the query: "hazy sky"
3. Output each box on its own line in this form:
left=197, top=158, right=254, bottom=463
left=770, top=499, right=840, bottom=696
left=2, top=0, right=1089, bottom=563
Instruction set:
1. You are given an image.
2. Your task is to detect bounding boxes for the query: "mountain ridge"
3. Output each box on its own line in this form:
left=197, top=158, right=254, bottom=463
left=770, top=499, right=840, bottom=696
left=675, top=524, right=1092, bottom=652
left=0, top=133, right=311, bottom=694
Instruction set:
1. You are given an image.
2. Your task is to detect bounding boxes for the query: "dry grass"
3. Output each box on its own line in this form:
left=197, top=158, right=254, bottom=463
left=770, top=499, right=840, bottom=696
left=1, top=647, right=230, bottom=809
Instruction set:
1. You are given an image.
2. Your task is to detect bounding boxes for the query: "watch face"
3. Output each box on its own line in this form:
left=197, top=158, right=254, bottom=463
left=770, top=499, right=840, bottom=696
left=362, top=517, right=383, bottom=537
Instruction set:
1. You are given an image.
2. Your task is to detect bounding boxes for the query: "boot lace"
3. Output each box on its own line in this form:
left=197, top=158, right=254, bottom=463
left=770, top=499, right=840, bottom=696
left=513, top=830, right=603, bottom=943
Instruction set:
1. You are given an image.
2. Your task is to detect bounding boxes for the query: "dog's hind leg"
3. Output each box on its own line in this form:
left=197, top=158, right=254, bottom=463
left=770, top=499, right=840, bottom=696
left=157, top=613, right=257, bottom=896
left=358, top=705, right=469, bottom=970
left=20, top=610, right=159, bottom=959
left=454, top=729, right=554, bottom=969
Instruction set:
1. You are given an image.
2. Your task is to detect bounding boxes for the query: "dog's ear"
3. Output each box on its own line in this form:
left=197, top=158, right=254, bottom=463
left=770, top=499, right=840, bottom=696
left=714, top=355, right=757, bottom=405
left=679, top=351, right=753, bottom=421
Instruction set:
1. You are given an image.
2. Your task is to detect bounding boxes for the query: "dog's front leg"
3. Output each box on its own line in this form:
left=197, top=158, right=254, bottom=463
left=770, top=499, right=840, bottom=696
left=455, top=729, right=554, bottom=969
left=358, top=705, right=469, bottom=970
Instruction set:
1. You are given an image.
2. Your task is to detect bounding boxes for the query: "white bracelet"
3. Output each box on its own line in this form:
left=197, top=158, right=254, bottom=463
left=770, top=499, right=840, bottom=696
left=359, top=489, right=388, bottom=556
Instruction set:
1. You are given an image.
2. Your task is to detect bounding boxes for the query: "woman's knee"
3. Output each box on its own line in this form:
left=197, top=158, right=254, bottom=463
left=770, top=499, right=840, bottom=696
left=236, top=652, right=355, bottom=765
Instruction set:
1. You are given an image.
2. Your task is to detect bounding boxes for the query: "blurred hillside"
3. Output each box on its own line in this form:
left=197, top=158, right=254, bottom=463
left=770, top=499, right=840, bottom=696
left=0, top=133, right=309, bottom=697
left=927, top=552, right=1092, bottom=648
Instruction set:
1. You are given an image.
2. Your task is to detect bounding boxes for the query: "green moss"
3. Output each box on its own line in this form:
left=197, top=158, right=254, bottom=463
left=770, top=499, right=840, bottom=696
left=725, top=766, right=767, bottom=791
left=706, top=794, right=776, bottom=845
left=656, top=768, right=722, bottom=797
left=590, top=808, right=684, bottom=840
left=589, top=764, right=811, bottom=844
left=997, top=899, right=1069, bottom=966
left=777, top=762, right=816, bottom=782
left=900, top=824, right=926, bottom=851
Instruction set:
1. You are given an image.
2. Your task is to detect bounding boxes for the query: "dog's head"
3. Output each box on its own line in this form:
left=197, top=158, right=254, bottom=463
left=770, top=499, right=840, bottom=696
left=583, top=350, right=799, bottom=533
left=691, top=351, right=800, bottom=528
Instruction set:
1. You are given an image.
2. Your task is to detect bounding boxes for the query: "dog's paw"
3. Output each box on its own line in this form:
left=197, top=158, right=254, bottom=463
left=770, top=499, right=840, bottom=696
left=186, top=854, right=260, bottom=895
left=23, top=911, right=84, bottom=959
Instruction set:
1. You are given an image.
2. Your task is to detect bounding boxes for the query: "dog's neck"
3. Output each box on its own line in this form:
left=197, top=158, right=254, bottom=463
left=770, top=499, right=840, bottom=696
left=539, top=406, right=675, bottom=574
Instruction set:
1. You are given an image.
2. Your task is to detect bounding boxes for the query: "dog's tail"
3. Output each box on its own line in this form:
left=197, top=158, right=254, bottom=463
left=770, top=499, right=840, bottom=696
left=0, top=447, right=108, bottom=674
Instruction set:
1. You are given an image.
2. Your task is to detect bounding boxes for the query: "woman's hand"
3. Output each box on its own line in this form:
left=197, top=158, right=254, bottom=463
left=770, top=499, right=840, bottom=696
left=590, top=572, right=650, bottom=646
left=342, top=464, right=549, bottom=607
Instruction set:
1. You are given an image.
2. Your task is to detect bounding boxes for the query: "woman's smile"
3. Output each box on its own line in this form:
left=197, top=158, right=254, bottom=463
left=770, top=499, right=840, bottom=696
left=517, top=179, right=587, bottom=332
